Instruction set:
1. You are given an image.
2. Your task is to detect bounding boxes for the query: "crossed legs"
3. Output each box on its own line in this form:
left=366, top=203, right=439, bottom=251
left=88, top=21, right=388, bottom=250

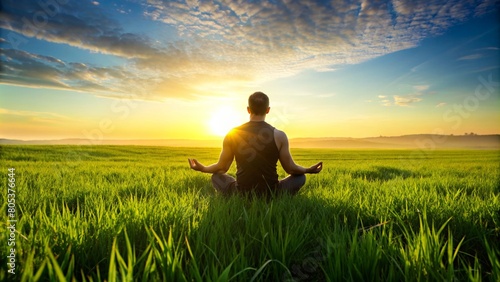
left=211, top=173, right=237, bottom=194
left=278, top=174, right=306, bottom=195
left=211, top=173, right=306, bottom=195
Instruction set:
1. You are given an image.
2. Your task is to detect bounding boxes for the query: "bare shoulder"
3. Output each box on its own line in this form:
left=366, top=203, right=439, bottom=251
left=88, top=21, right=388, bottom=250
left=274, top=128, right=288, bottom=152
left=223, top=130, right=234, bottom=146
left=274, top=128, right=287, bottom=140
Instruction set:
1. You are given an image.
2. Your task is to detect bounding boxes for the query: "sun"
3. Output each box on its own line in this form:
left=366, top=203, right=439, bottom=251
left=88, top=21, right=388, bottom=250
left=208, top=106, right=242, bottom=137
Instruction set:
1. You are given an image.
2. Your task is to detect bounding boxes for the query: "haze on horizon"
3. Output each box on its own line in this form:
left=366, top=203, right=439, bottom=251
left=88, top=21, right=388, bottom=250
left=1, top=0, right=499, bottom=141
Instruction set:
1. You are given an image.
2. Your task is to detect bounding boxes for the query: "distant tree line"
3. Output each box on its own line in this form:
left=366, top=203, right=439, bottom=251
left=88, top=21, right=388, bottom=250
left=451, top=132, right=477, bottom=136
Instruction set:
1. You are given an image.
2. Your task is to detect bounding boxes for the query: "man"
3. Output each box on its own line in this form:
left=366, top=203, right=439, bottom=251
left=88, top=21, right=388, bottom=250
left=188, top=91, right=323, bottom=196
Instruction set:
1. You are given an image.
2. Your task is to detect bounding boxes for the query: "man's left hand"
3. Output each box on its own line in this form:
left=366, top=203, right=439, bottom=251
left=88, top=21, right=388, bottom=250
left=307, top=162, right=323, bottom=174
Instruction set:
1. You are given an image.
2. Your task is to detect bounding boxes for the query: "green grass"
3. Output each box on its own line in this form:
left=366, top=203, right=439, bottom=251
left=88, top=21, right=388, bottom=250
left=0, top=145, right=499, bottom=281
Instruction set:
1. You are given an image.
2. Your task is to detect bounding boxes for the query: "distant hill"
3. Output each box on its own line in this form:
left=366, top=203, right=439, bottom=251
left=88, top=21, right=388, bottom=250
left=1, top=134, right=499, bottom=149
left=290, top=134, right=500, bottom=149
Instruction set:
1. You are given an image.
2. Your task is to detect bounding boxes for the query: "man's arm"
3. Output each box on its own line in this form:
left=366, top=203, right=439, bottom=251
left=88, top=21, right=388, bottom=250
left=275, top=130, right=323, bottom=175
left=188, top=135, right=234, bottom=174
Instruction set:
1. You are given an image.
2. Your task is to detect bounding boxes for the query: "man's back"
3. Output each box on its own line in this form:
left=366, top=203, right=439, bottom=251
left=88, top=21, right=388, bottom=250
left=228, top=121, right=279, bottom=194
left=188, top=91, right=322, bottom=196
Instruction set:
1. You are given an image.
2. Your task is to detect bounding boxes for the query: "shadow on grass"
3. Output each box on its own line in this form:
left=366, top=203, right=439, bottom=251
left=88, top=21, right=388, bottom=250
left=186, top=191, right=336, bottom=281
left=29, top=172, right=498, bottom=282
left=190, top=179, right=499, bottom=281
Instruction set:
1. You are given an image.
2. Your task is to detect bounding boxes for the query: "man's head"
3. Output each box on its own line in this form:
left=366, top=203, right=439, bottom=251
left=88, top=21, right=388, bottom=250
left=248, top=91, right=270, bottom=116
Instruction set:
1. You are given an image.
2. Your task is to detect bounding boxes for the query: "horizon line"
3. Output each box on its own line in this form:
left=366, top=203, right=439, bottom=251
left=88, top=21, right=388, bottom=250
left=2, top=133, right=500, bottom=142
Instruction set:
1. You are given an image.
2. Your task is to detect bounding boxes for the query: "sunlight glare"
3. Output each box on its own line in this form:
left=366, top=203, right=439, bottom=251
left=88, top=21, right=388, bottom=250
left=208, top=106, right=242, bottom=136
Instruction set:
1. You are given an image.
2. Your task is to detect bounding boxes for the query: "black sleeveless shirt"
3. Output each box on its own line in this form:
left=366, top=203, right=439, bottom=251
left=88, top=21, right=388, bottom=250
left=227, top=121, right=280, bottom=194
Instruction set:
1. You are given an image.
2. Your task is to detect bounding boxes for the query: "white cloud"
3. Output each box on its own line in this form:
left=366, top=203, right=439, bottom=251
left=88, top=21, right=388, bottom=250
left=381, top=99, right=392, bottom=106
left=414, top=85, right=430, bottom=91
left=435, top=102, right=447, bottom=108
left=141, top=0, right=495, bottom=79
left=0, top=0, right=498, bottom=100
left=393, top=95, right=422, bottom=106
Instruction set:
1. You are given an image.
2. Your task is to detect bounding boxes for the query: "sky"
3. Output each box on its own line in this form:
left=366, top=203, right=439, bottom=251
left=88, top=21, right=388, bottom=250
left=0, top=0, right=499, bottom=141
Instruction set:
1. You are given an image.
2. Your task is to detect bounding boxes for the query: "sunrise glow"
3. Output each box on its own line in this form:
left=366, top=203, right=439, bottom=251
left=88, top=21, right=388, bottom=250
left=207, top=106, right=242, bottom=137
left=0, top=1, right=499, bottom=141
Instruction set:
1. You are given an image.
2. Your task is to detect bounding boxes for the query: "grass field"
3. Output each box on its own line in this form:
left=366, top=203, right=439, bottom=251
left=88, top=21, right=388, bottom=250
left=1, top=145, right=499, bottom=281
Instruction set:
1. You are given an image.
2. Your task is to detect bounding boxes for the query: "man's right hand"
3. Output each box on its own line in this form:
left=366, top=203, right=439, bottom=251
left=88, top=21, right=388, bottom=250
left=188, top=158, right=204, bottom=172
left=306, top=162, right=323, bottom=174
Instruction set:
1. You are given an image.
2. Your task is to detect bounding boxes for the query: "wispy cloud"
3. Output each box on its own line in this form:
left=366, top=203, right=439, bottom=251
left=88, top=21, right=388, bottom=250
left=381, top=99, right=392, bottom=106
left=413, top=85, right=430, bottom=92
left=393, top=95, right=423, bottom=106
left=458, top=54, right=483, bottom=60
left=0, top=2, right=160, bottom=59
left=0, top=48, right=153, bottom=97
left=435, top=102, right=447, bottom=108
left=481, top=47, right=500, bottom=51
left=384, top=83, right=430, bottom=107
left=317, top=93, right=336, bottom=98
left=376, top=95, right=393, bottom=106
left=0, top=0, right=498, bottom=99
left=0, top=108, right=79, bottom=124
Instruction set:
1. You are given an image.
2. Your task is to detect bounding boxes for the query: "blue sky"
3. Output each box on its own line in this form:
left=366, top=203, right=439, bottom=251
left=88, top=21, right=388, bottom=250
left=0, top=0, right=499, bottom=140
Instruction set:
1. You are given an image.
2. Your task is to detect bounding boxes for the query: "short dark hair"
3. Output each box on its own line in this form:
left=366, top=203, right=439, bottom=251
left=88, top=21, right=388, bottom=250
left=248, top=91, right=269, bottom=115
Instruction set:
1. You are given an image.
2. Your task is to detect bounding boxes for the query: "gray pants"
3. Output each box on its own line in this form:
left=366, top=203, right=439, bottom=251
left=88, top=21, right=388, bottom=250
left=211, top=173, right=306, bottom=196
